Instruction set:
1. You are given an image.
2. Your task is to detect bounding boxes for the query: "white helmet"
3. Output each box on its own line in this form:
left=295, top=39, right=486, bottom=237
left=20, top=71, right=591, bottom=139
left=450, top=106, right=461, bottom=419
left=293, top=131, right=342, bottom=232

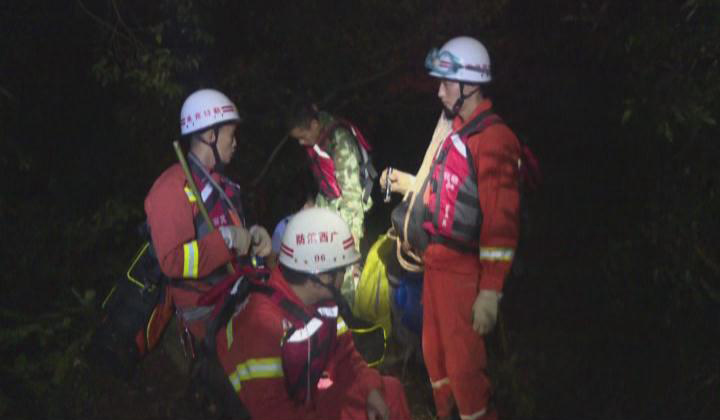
left=425, top=36, right=491, bottom=83
left=180, top=89, right=241, bottom=136
left=279, top=207, right=360, bottom=274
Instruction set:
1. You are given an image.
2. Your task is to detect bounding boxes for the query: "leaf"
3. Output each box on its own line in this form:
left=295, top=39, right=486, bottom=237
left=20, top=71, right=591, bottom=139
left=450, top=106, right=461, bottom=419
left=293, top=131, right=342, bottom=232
left=621, top=108, right=633, bottom=125
left=700, top=114, right=717, bottom=126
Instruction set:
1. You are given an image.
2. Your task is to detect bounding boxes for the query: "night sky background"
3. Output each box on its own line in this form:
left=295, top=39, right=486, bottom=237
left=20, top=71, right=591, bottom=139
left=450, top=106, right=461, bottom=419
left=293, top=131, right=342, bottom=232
left=1, top=1, right=719, bottom=419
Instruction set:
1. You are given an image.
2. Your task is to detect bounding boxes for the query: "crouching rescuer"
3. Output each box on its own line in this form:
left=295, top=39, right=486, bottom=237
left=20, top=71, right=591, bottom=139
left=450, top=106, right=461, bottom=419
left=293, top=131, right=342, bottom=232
left=215, top=207, right=411, bottom=420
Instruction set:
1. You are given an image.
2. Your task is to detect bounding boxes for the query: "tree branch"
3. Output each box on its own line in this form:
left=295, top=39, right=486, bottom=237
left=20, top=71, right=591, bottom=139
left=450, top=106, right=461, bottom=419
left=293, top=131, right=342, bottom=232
left=321, top=62, right=400, bottom=106
left=250, top=135, right=291, bottom=187
left=110, top=0, right=143, bottom=47
left=76, top=0, right=142, bottom=48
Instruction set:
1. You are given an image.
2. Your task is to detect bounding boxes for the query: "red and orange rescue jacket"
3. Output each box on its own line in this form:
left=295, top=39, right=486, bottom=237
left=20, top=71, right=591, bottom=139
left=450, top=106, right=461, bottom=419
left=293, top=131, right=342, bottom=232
left=216, top=268, right=382, bottom=419
left=144, top=153, right=246, bottom=281
left=422, top=100, right=521, bottom=292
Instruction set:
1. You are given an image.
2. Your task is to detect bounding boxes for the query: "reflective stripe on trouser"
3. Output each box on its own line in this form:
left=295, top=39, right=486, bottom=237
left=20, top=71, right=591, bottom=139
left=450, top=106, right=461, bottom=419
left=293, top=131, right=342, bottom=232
left=422, top=261, right=492, bottom=419
left=479, top=247, right=514, bottom=262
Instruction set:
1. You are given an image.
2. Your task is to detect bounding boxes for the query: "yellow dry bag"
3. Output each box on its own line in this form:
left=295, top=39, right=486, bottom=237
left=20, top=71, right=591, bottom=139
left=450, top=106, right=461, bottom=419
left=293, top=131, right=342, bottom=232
left=353, top=234, right=393, bottom=335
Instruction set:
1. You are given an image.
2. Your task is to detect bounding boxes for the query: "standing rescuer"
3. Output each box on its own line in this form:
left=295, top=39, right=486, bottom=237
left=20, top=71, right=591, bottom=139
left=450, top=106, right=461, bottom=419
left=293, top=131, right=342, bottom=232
left=216, top=207, right=411, bottom=420
left=382, top=36, right=521, bottom=420
left=287, top=102, right=377, bottom=304
left=143, top=88, right=272, bottom=349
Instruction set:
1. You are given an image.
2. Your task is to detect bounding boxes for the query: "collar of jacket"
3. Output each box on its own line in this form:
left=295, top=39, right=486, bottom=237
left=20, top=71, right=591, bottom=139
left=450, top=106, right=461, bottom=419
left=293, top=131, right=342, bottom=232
left=452, top=98, right=493, bottom=132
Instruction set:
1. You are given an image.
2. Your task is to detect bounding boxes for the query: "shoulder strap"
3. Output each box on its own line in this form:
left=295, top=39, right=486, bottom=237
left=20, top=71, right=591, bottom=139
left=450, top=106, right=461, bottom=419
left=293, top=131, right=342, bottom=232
left=457, top=110, right=502, bottom=139
left=203, top=281, right=275, bottom=352
left=321, top=119, right=373, bottom=152
left=186, top=153, right=246, bottom=235
left=249, top=283, right=314, bottom=323
left=455, top=109, right=503, bottom=184
left=187, top=153, right=241, bottom=216
left=278, top=299, right=313, bottom=323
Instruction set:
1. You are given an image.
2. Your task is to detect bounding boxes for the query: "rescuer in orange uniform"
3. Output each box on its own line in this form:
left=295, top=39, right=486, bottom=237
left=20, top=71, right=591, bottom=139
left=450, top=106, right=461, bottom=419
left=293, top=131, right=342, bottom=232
left=216, top=207, right=411, bottom=420
left=382, top=36, right=521, bottom=420
left=143, top=88, right=272, bottom=349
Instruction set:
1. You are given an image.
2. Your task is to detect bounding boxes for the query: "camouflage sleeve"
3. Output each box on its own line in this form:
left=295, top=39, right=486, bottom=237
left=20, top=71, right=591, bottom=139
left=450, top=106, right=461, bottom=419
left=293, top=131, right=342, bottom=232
left=324, top=127, right=367, bottom=250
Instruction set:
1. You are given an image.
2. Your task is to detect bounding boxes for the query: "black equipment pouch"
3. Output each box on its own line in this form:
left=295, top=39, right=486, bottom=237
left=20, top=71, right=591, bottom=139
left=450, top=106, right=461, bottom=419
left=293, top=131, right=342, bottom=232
left=125, top=241, right=167, bottom=290
left=89, top=241, right=167, bottom=379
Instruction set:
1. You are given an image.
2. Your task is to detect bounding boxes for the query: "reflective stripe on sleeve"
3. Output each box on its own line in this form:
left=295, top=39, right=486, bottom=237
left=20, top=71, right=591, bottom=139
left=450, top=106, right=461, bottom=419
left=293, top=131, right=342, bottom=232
left=336, top=317, right=348, bottom=336
left=184, top=186, right=197, bottom=203
left=183, top=240, right=199, bottom=278
left=479, top=247, right=514, bottom=262
left=228, top=357, right=283, bottom=392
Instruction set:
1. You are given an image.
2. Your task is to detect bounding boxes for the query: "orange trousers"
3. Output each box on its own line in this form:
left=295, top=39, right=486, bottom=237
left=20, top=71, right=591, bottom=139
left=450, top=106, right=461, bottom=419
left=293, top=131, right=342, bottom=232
left=422, top=259, right=496, bottom=420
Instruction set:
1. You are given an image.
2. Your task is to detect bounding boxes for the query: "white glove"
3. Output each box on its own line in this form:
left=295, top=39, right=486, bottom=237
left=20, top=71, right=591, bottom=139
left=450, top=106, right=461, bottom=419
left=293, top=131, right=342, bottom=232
left=249, top=225, right=272, bottom=257
left=379, top=168, right=415, bottom=196
left=219, top=226, right=252, bottom=256
left=471, top=290, right=502, bottom=335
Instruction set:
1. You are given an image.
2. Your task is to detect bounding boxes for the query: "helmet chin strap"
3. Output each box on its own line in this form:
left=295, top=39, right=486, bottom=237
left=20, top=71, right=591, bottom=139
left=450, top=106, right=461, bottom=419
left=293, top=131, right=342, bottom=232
left=308, top=271, right=375, bottom=330
left=309, top=272, right=353, bottom=317
left=200, top=126, right=225, bottom=172
left=446, top=81, right=480, bottom=119
left=309, top=273, right=341, bottom=300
